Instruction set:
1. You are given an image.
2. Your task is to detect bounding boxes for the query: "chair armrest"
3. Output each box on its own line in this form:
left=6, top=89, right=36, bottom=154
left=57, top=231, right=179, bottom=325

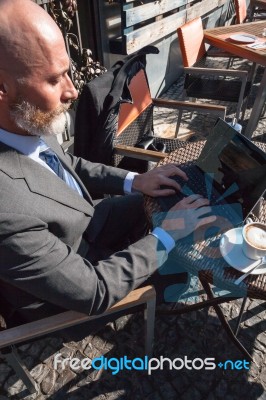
left=184, top=67, right=248, bottom=79
left=0, top=286, right=156, bottom=349
left=152, top=98, right=226, bottom=118
left=114, top=144, right=166, bottom=162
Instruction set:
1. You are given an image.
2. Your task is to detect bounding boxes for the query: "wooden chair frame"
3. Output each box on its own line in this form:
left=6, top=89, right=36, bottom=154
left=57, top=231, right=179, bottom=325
left=0, top=285, right=156, bottom=394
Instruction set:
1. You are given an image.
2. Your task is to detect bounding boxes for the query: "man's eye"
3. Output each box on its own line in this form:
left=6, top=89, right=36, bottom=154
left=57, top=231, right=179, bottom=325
left=50, top=78, right=60, bottom=85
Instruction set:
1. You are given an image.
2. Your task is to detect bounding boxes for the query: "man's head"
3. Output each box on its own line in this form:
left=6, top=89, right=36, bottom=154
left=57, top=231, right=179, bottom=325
left=0, top=0, right=78, bottom=136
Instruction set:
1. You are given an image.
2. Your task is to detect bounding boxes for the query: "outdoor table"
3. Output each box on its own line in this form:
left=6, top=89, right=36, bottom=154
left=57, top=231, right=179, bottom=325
left=145, top=140, right=266, bottom=360
left=204, top=21, right=266, bottom=138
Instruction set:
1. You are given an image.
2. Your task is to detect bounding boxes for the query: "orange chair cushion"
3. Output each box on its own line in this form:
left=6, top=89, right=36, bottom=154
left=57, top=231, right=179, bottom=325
left=177, top=17, right=207, bottom=67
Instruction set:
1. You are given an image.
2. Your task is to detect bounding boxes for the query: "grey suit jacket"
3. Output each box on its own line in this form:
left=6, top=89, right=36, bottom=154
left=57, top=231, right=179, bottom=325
left=0, top=136, right=160, bottom=317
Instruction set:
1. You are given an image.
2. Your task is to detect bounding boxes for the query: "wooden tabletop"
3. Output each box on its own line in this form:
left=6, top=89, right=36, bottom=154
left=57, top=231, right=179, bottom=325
left=204, top=20, right=266, bottom=65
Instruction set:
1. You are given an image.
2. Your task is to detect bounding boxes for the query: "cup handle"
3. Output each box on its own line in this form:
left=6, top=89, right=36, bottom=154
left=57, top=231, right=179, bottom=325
left=245, top=217, right=253, bottom=225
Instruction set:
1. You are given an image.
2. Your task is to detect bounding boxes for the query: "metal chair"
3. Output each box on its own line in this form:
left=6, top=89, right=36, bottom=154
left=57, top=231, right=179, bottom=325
left=177, top=17, right=251, bottom=122
left=75, top=53, right=226, bottom=174
left=234, top=0, right=249, bottom=23
left=249, top=0, right=266, bottom=20
left=235, top=0, right=266, bottom=22
left=113, top=68, right=226, bottom=170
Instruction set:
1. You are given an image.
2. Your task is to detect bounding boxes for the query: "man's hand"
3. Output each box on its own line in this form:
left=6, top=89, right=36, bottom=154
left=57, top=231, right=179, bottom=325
left=161, top=194, right=217, bottom=242
left=132, top=164, right=188, bottom=197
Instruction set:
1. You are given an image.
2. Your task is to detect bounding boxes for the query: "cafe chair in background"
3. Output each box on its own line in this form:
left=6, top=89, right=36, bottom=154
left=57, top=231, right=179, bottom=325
left=234, top=0, right=249, bottom=23
left=177, top=17, right=251, bottom=123
left=0, top=285, right=156, bottom=395
left=74, top=47, right=226, bottom=176
left=235, top=0, right=266, bottom=22
left=249, top=0, right=266, bottom=20
left=112, top=68, right=226, bottom=173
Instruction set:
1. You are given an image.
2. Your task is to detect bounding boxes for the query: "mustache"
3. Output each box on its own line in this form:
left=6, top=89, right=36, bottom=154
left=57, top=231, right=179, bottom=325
left=11, top=101, right=71, bottom=118
left=9, top=99, right=72, bottom=136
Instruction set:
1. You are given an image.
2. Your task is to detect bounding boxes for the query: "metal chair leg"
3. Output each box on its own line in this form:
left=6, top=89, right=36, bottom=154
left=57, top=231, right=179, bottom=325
left=200, top=279, right=253, bottom=361
left=3, top=346, right=38, bottom=394
left=235, top=74, right=248, bottom=121
left=144, top=296, right=156, bottom=357
left=175, top=110, right=183, bottom=137
left=234, top=297, right=248, bottom=337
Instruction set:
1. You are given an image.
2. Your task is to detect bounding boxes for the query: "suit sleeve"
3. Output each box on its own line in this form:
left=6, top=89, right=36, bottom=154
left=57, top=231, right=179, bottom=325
left=61, top=143, right=130, bottom=196
left=0, top=212, right=165, bottom=315
left=47, top=136, right=130, bottom=196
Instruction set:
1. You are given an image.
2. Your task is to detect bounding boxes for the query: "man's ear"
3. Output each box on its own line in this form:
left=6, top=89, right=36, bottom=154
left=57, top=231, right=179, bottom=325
left=0, top=80, right=10, bottom=105
left=0, top=82, right=7, bottom=92
left=0, top=82, right=8, bottom=99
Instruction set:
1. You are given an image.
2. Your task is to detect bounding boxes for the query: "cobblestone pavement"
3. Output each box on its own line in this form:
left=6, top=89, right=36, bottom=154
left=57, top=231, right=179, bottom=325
left=0, top=60, right=265, bottom=400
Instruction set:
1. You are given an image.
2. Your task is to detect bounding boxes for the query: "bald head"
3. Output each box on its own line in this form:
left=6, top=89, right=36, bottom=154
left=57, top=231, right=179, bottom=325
left=0, top=0, right=64, bottom=77
left=0, top=0, right=77, bottom=135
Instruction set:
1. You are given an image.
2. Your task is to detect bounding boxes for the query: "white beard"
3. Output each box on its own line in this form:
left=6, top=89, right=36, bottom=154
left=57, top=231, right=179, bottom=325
left=9, top=100, right=68, bottom=136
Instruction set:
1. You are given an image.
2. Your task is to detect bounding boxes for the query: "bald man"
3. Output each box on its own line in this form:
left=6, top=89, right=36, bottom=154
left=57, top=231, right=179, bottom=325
left=0, top=0, right=214, bottom=327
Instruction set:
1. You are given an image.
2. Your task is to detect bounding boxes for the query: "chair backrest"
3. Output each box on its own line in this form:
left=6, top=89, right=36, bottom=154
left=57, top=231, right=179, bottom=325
left=235, top=0, right=247, bottom=23
left=177, top=18, right=206, bottom=67
left=117, top=69, right=153, bottom=136
left=113, top=66, right=155, bottom=171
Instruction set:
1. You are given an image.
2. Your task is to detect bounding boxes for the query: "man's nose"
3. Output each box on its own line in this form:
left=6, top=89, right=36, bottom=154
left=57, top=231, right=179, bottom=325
left=62, top=74, right=78, bottom=102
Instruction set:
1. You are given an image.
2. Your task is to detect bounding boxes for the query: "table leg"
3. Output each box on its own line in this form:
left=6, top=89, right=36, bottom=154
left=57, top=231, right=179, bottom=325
left=244, top=67, right=266, bottom=138
left=234, top=297, right=247, bottom=336
left=157, top=284, right=253, bottom=360
left=200, top=278, right=253, bottom=361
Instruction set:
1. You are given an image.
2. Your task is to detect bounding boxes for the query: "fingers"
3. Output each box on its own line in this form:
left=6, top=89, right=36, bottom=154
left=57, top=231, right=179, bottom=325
left=194, top=205, right=212, bottom=218
left=189, top=197, right=210, bottom=209
left=184, top=194, right=203, bottom=202
left=157, top=164, right=188, bottom=181
left=171, top=194, right=210, bottom=210
left=152, top=188, right=177, bottom=197
left=133, top=164, right=189, bottom=196
left=196, top=214, right=217, bottom=229
left=159, top=175, right=182, bottom=192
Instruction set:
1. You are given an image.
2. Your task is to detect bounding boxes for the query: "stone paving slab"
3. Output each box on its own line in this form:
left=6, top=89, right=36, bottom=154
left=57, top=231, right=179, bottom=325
left=0, top=59, right=265, bottom=399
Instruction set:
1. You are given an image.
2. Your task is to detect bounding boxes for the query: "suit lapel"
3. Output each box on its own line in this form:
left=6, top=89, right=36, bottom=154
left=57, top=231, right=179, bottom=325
left=0, top=142, right=93, bottom=216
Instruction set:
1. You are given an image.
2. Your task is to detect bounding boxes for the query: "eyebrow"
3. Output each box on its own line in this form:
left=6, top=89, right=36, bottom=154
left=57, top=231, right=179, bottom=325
left=48, top=66, right=70, bottom=79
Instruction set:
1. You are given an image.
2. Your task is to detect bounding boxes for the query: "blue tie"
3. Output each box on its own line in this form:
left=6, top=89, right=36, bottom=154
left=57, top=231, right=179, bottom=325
left=39, top=148, right=65, bottom=181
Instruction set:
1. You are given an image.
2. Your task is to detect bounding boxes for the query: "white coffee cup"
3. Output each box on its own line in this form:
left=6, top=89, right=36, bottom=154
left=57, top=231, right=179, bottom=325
left=242, top=222, right=266, bottom=260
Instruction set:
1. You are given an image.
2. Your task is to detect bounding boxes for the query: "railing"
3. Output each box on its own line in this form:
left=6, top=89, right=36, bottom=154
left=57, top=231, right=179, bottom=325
left=34, top=0, right=106, bottom=95
left=110, top=0, right=229, bottom=54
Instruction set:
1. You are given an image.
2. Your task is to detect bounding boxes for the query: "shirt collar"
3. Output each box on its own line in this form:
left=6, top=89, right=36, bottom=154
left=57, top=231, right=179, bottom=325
left=0, top=128, right=45, bottom=160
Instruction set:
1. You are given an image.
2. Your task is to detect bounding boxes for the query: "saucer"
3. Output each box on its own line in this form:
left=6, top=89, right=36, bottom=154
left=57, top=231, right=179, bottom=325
left=229, top=34, right=256, bottom=44
left=219, top=227, right=266, bottom=274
